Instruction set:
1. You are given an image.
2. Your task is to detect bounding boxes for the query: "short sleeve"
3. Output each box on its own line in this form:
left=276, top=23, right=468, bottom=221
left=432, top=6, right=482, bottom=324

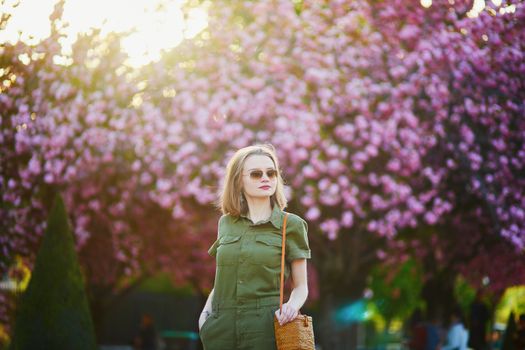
left=207, top=215, right=225, bottom=257
left=285, top=214, right=311, bottom=263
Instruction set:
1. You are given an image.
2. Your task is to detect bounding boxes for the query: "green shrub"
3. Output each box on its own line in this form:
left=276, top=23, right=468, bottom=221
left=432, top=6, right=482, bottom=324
left=9, top=192, right=97, bottom=350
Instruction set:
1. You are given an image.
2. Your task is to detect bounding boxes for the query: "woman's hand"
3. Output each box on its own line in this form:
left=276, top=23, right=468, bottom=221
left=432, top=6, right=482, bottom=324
left=274, top=303, right=299, bottom=326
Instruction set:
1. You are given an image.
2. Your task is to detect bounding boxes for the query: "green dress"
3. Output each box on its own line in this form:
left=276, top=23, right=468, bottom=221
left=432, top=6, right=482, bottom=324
left=199, top=204, right=311, bottom=350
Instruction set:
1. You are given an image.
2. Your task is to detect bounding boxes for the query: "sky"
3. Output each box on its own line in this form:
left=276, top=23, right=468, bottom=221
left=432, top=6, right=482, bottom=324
left=0, top=0, right=208, bottom=67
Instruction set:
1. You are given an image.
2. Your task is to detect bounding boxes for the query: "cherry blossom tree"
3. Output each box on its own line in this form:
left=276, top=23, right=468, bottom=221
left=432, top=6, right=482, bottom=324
left=1, top=1, right=217, bottom=338
left=143, top=1, right=524, bottom=345
left=1, top=0, right=524, bottom=347
left=367, top=0, right=525, bottom=324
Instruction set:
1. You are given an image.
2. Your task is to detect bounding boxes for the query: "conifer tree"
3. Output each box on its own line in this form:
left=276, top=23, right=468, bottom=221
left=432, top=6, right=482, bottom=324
left=9, top=192, right=97, bottom=350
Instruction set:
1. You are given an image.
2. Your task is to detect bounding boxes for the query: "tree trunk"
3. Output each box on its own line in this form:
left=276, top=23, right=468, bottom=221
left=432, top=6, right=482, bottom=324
left=311, top=229, right=381, bottom=350
left=421, top=270, right=457, bottom=324
left=87, top=273, right=150, bottom=342
left=316, top=268, right=371, bottom=350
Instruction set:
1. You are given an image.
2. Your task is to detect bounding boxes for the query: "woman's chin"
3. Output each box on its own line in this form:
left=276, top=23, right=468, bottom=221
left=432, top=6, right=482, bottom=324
left=246, top=193, right=273, bottom=199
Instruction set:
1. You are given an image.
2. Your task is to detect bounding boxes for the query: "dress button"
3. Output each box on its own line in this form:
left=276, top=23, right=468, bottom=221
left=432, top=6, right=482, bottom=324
left=239, top=280, right=243, bottom=284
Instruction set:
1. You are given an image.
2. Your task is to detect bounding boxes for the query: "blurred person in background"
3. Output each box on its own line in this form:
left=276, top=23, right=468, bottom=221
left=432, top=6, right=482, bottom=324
left=408, top=308, right=428, bottom=350
left=469, top=291, right=490, bottom=350
left=515, top=314, right=525, bottom=350
left=441, top=307, right=469, bottom=350
left=135, top=313, right=158, bottom=350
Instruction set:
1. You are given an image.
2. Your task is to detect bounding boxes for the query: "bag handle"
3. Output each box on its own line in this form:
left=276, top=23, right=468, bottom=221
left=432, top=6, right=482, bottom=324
left=279, top=213, right=289, bottom=314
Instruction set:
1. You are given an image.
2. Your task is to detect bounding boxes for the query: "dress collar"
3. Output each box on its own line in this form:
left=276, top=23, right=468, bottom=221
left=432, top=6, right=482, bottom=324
left=233, top=203, right=284, bottom=229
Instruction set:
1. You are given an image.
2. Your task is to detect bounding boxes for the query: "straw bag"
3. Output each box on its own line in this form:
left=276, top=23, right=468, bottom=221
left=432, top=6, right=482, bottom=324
left=273, top=213, right=315, bottom=350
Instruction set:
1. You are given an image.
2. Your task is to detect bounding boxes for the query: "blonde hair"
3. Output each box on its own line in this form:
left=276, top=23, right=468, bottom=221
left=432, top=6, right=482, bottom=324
left=216, top=144, right=287, bottom=216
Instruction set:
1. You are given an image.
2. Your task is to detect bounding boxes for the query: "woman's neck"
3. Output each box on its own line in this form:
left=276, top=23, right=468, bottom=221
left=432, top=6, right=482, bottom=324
left=245, top=197, right=272, bottom=223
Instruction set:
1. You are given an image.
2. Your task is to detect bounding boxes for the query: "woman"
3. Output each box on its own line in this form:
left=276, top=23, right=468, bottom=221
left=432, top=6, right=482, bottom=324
left=198, top=144, right=311, bottom=350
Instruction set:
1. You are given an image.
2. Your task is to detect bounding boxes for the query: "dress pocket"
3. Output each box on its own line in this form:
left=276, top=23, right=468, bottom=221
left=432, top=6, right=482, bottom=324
left=199, top=313, right=216, bottom=346
left=200, top=314, right=213, bottom=334
left=216, top=235, right=241, bottom=265
left=251, top=234, right=282, bottom=267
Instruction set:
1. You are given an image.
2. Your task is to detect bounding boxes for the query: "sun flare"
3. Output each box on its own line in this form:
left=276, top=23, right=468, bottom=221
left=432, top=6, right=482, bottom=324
left=0, top=0, right=208, bottom=67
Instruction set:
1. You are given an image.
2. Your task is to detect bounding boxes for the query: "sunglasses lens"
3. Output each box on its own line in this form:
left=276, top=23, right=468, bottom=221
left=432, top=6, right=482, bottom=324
left=249, top=169, right=277, bottom=179
left=250, top=170, right=263, bottom=179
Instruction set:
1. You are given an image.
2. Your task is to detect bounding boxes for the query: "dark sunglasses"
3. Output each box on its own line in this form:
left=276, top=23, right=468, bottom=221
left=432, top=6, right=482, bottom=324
left=245, top=169, right=278, bottom=180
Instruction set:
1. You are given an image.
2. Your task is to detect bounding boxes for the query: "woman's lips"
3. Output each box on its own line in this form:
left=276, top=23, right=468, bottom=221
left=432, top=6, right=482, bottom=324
left=259, top=186, right=271, bottom=190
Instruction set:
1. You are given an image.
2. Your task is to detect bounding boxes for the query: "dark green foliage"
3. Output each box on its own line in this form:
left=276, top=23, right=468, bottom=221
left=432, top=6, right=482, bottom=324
left=369, top=258, right=424, bottom=323
left=502, top=311, right=516, bottom=350
left=9, top=192, right=97, bottom=350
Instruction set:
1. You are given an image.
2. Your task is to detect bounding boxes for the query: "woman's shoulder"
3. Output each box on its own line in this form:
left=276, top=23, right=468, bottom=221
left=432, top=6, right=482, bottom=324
left=218, top=213, right=244, bottom=227
left=283, top=211, right=308, bottom=228
left=216, top=214, right=237, bottom=238
left=218, top=213, right=233, bottom=225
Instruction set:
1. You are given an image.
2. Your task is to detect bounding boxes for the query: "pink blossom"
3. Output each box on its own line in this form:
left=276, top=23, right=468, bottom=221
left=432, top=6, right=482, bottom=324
left=407, top=197, right=425, bottom=214
left=305, top=207, right=321, bottom=221
left=320, top=219, right=340, bottom=241
left=399, top=24, right=420, bottom=41
left=303, top=165, right=318, bottom=179
left=424, top=212, right=438, bottom=225
left=341, top=211, right=354, bottom=228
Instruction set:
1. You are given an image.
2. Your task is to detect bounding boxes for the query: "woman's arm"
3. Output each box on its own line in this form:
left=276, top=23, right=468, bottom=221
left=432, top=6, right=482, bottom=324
left=275, top=258, right=308, bottom=325
left=198, top=288, right=214, bottom=330
left=288, top=258, right=308, bottom=310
